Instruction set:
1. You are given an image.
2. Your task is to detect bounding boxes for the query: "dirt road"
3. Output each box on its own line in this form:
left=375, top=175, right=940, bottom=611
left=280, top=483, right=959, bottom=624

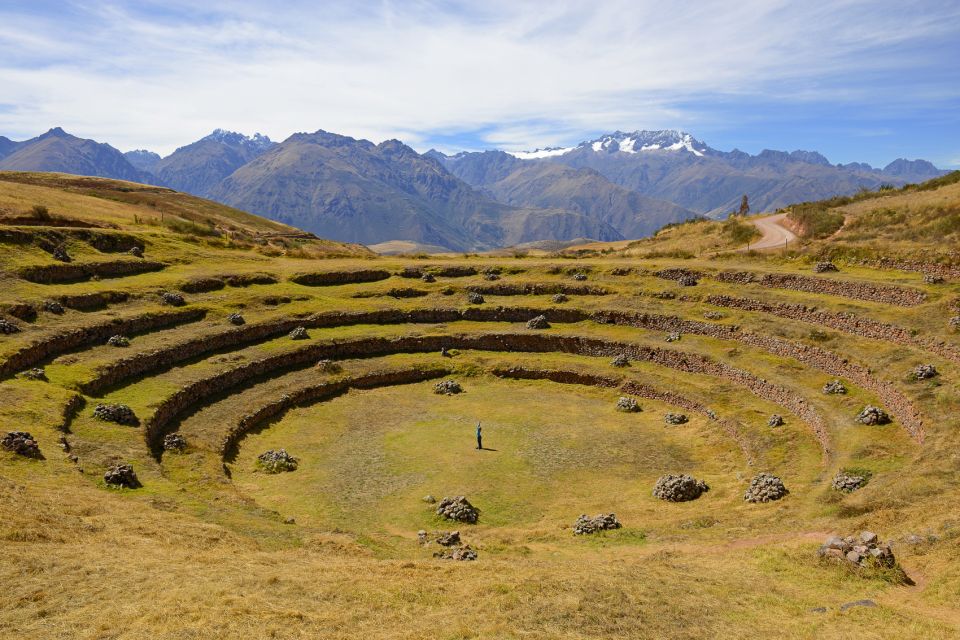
left=748, top=212, right=798, bottom=250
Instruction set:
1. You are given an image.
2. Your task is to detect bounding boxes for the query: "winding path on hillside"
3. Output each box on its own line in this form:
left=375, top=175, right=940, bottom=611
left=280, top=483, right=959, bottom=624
left=749, top=212, right=797, bottom=250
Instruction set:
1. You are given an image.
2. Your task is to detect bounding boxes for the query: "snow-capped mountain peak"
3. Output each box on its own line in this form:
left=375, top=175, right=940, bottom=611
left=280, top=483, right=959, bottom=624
left=201, top=129, right=274, bottom=151
left=507, top=129, right=709, bottom=160
left=508, top=146, right=574, bottom=160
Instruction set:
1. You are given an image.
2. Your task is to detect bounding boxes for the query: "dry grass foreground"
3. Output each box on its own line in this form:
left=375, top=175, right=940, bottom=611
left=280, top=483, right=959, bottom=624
left=1, top=171, right=960, bottom=639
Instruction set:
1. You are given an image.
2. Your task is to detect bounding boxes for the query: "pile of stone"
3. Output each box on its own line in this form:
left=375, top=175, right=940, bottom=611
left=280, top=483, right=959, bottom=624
left=288, top=326, right=309, bottom=340
left=814, top=261, right=839, bottom=273
left=484, top=273, right=500, bottom=281
left=421, top=273, right=436, bottom=283
left=433, top=545, right=477, bottom=561
left=526, top=315, right=550, bottom=329
left=703, top=311, right=724, bottom=320
left=53, top=246, right=71, bottom=262
left=818, top=531, right=895, bottom=569
left=161, top=291, right=186, bottom=307
left=418, top=529, right=461, bottom=547
left=107, top=334, right=130, bottom=347
left=610, top=354, right=630, bottom=367
left=316, top=359, right=342, bottom=373
left=950, top=316, right=960, bottom=328
left=664, top=413, right=689, bottom=425
left=227, top=313, right=245, bottom=325
left=652, top=474, right=709, bottom=502
left=912, top=364, right=938, bottom=379
left=257, top=449, right=299, bottom=473
left=768, top=414, right=785, bottom=427
left=923, top=274, right=944, bottom=284
left=552, top=293, right=569, bottom=303
left=44, top=300, right=65, bottom=314
left=664, top=332, right=681, bottom=343
left=93, top=403, right=138, bottom=426
left=468, top=292, right=485, bottom=304
left=163, top=433, right=187, bottom=452
left=436, top=496, right=479, bottom=524
left=856, top=406, right=890, bottom=425
left=822, top=379, right=847, bottom=395
left=573, top=513, right=622, bottom=534
left=1, top=431, right=41, bottom=458
left=104, top=464, right=140, bottom=488
left=572, top=273, right=588, bottom=281
left=831, top=470, right=868, bottom=493
left=434, top=380, right=463, bottom=395
left=128, top=246, right=144, bottom=258
left=0, top=318, right=20, bottom=334
left=21, top=368, right=47, bottom=381
left=743, top=473, right=789, bottom=502
left=678, top=274, right=699, bottom=287
left=616, top=397, right=641, bottom=413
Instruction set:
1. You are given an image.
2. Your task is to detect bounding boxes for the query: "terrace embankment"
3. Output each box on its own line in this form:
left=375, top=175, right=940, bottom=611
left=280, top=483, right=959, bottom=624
left=17, top=260, right=166, bottom=284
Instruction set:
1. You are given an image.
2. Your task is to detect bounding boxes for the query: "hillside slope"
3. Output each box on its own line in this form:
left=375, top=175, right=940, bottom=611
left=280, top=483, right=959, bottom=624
left=0, top=128, right=148, bottom=184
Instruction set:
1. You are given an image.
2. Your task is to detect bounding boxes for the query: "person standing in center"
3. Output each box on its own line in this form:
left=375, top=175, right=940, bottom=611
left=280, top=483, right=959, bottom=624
left=476, top=422, right=482, bottom=450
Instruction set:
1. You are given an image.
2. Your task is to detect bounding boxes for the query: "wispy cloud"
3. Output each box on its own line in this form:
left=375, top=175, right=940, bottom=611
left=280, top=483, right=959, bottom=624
left=0, top=0, right=958, bottom=164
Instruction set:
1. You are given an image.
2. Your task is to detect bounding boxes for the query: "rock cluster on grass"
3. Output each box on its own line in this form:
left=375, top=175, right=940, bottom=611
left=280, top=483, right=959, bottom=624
left=104, top=464, right=140, bottom=488
left=227, top=313, right=245, bottom=326
left=616, top=397, right=641, bottom=413
left=161, top=291, right=186, bottom=307
left=484, top=273, right=500, bottom=281
left=418, top=530, right=461, bottom=546
left=436, top=496, right=479, bottom=524
left=552, top=293, right=569, bottom=303
left=433, top=545, right=478, bottom=561
left=665, top=332, right=681, bottom=342
left=128, top=246, right=144, bottom=258
left=611, top=267, right=632, bottom=276
left=422, top=494, right=436, bottom=504
left=831, top=470, right=868, bottom=493
left=93, top=403, right=138, bottom=426
left=44, top=300, right=65, bottom=314
left=653, top=474, right=709, bottom=502
left=288, top=326, right=309, bottom=340
left=1, top=431, right=41, bottom=458
left=257, top=449, right=298, bottom=473
left=703, top=311, right=724, bottom=320
left=814, top=261, right=839, bottom=273
left=316, top=359, right=342, bottom=373
left=664, top=413, right=689, bottom=425
left=107, top=334, right=130, bottom=347
left=822, top=379, right=847, bottom=395
left=678, top=274, right=699, bottom=286
left=573, top=513, right=622, bottom=534
left=20, top=368, right=47, bottom=381
left=468, top=292, right=485, bottom=304
left=610, top=354, right=630, bottom=367
left=434, top=380, right=463, bottom=395
left=572, top=273, right=587, bottom=281
left=743, top=473, right=789, bottom=502
left=912, top=364, right=938, bottom=380
left=950, top=316, right=960, bottom=328
left=768, top=414, right=785, bottom=427
left=856, top=406, right=890, bottom=425
left=526, top=315, right=550, bottom=329
left=163, top=433, right=187, bottom=452
left=818, top=531, right=895, bottom=569
left=923, top=274, right=944, bottom=284
left=0, top=318, right=20, bottom=334
left=52, top=246, right=71, bottom=262
left=420, top=273, right=436, bottom=283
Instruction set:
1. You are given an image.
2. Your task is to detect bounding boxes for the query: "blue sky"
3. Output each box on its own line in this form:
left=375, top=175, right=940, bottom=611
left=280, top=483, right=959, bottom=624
left=1, top=0, right=958, bottom=168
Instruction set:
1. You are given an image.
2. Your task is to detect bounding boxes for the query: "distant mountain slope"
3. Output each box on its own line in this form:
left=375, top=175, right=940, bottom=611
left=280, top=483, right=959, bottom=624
left=123, top=149, right=162, bottom=174
left=0, top=136, right=20, bottom=160
left=0, top=128, right=147, bottom=183
left=209, top=131, right=618, bottom=251
left=152, top=129, right=276, bottom=197
left=434, top=149, right=697, bottom=238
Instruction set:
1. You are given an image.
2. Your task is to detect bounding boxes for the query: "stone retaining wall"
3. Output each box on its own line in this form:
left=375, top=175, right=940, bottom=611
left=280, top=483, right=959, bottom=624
left=289, top=269, right=391, bottom=286
left=468, top=283, right=609, bottom=296
left=17, top=260, right=166, bottom=284
left=713, top=270, right=927, bottom=307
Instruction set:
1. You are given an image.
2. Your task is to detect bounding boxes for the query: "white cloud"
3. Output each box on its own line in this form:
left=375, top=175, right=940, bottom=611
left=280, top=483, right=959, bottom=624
left=0, top=0, right=957, bottom=155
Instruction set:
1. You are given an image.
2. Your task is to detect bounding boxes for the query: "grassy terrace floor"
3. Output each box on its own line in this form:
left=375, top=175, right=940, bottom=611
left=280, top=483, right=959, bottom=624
left=2, top=174, right=960, bottom=638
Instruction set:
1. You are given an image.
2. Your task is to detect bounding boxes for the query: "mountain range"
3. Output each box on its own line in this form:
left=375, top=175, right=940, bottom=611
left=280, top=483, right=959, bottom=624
left=0, top=127, right=947, bottom=250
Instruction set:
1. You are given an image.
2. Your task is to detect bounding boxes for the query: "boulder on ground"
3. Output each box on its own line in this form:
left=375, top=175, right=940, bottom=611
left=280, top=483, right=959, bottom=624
left=572, top=273, right=587, bottom=281
left=44, top=300, right=65, bottom=314
left=950, top=316, right=960, bottom=328
left=0, top=318, right=20, bottom=334
left=743, top=473, right=789, bottom=502
left=703, top=311, right=724, bottom=320
left=128, top=246, right=144, bottom=258
left=93, top=403, right=138, bottom=426
left=831, top=470, right=867, bottom=493
left=1, top=431, right=41, bottom=458
left=923, top=274, right=944, bottom=284
left=227, top=312, right=245, bottom=326
left=160, top=291, right=186, bottom=307
left=768, top=414, right=785, bottom=427
left=163, top=433, right=187, bottom=452
left=20, top=368, right=47, bottom=381
left=468, top=292, right=484, bottom=304
left=433, top=545, right=477, bottom=561
left=610, top=354, right=630, bottom=368
left=664, top=413, right=689, bottom=425
left=106, top=334, right=130, bottom=347
left=856, top=406, right=890, bottom=425
left=822, top=379, right=847, bottom=395
left=678, top=274, right=698, bottom=286
left=104, top=464, right=140, bottom=488
left=653, top=474, right=709, bottom=502
left=316, top=359, right=342, bottom=373
left=434, top=380, right=463, bottom=395
left=418, top=529, right=461, bottom=546
left=912, top=364, right=938, bottom=380
left=288, top=326, right=309, bottom=340
left=526, top=315, right=550, bottom=329
left=422, top=494, right=436, bottom=504
left=814, top=261, right=839, bottom=273
left=616, top=397, right=641, bottom=413
left=52, top=246, right=71, bottom=262
left=484, top=273, right=500, bottom=281
left=257, top=449, right=298, bottom=473
left=665, top=332, right=681, bottom=342
left=420, top=273, right=436, bottom=283
left=818, top=531, right=896, bottom=569
left=552, top=293, right=569, bottom=303
left=436, top=496, right=479, bottom=523
left=573, top=513, right=622, bottom=535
